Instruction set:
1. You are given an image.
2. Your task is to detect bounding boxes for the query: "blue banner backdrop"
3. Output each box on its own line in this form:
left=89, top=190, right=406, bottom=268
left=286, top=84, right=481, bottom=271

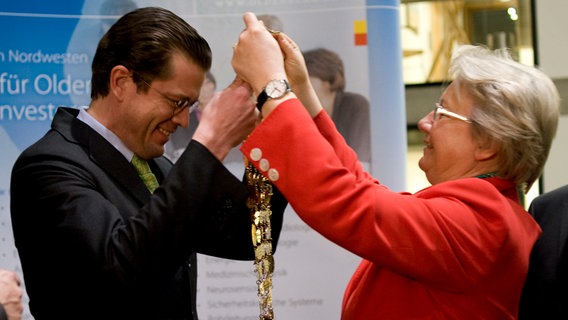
left=1, top=1, right=405, bottom=319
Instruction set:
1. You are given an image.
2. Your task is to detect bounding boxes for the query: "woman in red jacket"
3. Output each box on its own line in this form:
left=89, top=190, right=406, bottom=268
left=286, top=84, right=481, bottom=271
left=232, top=12, right=560, bottom=319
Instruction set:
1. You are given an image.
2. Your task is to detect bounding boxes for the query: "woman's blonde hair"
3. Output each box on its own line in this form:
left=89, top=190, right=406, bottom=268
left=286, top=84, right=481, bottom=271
left=450, top=45, right=560, bottom=191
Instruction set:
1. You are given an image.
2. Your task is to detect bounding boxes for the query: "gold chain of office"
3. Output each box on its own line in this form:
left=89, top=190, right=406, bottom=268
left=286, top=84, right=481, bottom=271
left=245, top=159, right=275, bottom=320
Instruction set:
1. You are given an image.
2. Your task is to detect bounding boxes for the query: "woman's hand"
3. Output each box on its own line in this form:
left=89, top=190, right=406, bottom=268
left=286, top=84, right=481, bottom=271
left=231, top=12, right=287, bottom=97
left=275, top=32, right=324, bottom=117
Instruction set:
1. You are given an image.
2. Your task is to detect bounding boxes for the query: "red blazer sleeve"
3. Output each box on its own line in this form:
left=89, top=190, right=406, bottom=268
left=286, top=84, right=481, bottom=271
left=241, top=99, right=539, bottom=291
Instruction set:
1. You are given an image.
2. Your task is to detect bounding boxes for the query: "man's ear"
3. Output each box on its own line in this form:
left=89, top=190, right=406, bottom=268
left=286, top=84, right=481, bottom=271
left=474, top=137, right=500, bottom=161
left=109, top=65, right=132, bottom=102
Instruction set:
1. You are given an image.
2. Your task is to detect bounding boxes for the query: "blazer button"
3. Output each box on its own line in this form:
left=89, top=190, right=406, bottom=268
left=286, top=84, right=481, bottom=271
left=259, top=158, right=270, bottom=172
left=268, top=168, right=279, bottom=182
left=250, top=148, right=262, bottom=161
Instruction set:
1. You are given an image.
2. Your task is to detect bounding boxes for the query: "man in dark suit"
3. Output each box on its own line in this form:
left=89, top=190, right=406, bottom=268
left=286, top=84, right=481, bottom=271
left=10, top=7, right=285, bottom=320
left=520, top=184, right=568, bottom=319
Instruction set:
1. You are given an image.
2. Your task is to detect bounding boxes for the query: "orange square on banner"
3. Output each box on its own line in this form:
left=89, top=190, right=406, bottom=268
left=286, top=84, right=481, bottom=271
left=354, top=33, right=367, bottom=46
left=354, top=20, right=367, bottom=46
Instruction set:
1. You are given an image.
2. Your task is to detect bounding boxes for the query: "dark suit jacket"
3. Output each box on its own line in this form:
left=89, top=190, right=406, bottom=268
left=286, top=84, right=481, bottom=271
left=10, top=107, right=286, bottom=320
left=0, top=303, right=6, bottom=320
left=520, top=185, right=568, bottom=319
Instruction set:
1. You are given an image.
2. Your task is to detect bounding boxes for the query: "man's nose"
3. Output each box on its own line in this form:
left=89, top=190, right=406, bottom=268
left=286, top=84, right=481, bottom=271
left=171, top=107, right=190, bottom=128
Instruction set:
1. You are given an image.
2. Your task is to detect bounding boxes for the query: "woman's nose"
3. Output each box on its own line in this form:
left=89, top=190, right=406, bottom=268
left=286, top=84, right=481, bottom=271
left=417, top=111, right=434, bottom=133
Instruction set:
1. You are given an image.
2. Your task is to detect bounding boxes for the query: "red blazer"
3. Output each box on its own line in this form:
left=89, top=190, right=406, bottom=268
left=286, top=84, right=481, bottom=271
left=242, top=99, right=541, bottom=319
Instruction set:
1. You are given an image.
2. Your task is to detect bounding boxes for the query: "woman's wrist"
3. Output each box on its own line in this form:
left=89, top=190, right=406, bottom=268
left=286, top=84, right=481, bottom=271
left=260, top=92, right=297, bottom=119
left=292, top=81, right=323, bottom=117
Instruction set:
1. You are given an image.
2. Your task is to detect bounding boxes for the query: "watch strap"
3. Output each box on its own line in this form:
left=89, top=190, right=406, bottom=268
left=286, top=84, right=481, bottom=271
left=256, top=91, right=269, bottom=112
left=256, top=79, right=291, bottom=112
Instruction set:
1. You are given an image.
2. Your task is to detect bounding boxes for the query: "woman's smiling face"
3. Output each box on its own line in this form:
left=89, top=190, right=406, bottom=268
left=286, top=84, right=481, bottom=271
left=417, top=82, right=481, bottom=185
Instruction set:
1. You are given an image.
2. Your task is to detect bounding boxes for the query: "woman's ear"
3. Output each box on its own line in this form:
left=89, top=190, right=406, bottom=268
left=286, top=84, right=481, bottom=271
left=474, top=136, right=500, bottom=161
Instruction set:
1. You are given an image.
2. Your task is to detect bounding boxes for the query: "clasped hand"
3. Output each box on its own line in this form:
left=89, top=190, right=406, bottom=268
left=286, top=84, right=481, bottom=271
left=0, top=269, right=23, bottom=320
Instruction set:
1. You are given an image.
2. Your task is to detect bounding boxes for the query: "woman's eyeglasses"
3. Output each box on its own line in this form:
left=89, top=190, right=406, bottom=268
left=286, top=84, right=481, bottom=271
left=433, top=103, right=472, bottom=124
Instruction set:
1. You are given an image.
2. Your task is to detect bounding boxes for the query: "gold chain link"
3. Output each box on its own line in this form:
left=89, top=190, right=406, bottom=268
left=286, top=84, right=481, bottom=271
left=245, top=160, right=275, bottom=320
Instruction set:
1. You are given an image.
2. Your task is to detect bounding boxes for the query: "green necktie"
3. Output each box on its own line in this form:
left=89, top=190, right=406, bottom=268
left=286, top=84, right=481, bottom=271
left=131, top=154, right=159, bottom=193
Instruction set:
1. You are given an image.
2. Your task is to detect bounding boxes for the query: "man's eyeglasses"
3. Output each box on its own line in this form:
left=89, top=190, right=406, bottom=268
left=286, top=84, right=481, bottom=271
left=433, top=103, right=472, bottom=124
left=139, top=78, right=194, bottom=116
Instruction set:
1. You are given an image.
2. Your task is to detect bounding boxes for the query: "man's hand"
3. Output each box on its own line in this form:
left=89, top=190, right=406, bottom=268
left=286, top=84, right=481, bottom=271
left=0, top=270, right=23, bottom=320
left=275, top=32, right=324, bottom=117
left=192, top=77, right=257, bottom=161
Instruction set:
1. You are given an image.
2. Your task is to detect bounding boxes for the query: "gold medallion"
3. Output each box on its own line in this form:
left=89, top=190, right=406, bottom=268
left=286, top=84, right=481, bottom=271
left=245, top=162, right=275, bottom=319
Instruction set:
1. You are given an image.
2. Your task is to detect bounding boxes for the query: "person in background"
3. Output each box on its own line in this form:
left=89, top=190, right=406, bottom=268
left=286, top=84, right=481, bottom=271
left=98, top=0, right=138, bottom=36
left=65, top=0, right=138, bottom=108
left=10, top=8, right=286, bottom=319
left=232, top=12, right=560, bottom=319
left=257, top=14, right=284, bottom=32
left=519, top=184, right=568, bottom=319
left=0, top=269, right=22, bottom=320
left=164, top=71, right=216, bottom=163
left=303, top=48, right=371, bottom=163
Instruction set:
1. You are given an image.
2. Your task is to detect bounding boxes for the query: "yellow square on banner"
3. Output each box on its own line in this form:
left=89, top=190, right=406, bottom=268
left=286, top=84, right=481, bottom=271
left=354, top=20, right=367, bottom=34
left=354, top=20, right=367, bottom=46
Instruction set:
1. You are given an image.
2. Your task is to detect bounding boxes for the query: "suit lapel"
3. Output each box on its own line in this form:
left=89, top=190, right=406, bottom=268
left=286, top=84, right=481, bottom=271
left=55, top=107, right=152, bottom=204
left=54, top=107, right=174, bottom=204
left=149, top=156, right=171, bottom=183
left=88, top=133, right=152, bottom=203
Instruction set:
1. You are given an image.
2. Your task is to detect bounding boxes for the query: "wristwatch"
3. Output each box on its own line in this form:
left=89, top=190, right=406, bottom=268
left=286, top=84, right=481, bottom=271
left=256, top=79, right=291, bottom=112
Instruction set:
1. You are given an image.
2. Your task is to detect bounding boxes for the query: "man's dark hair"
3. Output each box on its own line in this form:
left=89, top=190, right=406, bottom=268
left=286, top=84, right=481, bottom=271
left=91, top=6, right=212, bottom=99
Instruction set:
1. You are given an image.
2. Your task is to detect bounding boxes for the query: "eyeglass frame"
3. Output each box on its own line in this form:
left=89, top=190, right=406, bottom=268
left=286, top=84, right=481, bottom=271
left=433, top=103, right=472, bottom=124
left=136, top=76, right=196, bottom=116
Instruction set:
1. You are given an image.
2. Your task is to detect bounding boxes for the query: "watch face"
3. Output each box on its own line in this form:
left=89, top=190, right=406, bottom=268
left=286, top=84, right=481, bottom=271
left=265, top=79, right=289, bottom=99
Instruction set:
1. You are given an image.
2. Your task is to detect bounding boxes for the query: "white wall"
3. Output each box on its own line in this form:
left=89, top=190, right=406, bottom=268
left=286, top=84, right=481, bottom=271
left=536, top=0, right=568, bottom=78
left=536, top=0, right=568, bottom=193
